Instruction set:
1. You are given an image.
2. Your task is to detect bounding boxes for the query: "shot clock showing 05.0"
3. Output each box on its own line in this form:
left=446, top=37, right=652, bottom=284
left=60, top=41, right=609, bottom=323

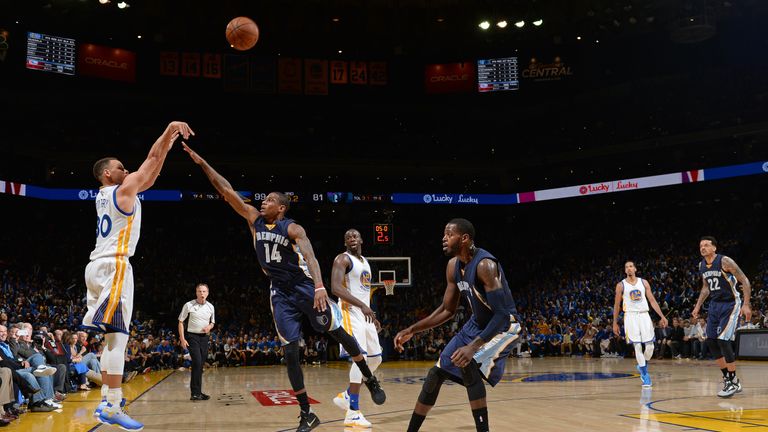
left=373, top=223, right=393, bottom=245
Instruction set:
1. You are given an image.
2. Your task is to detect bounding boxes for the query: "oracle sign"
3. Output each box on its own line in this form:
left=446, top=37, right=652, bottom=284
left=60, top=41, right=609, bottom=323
left=77, top=43, right=136, bottom=82
left=425, top=62, right=475, bottom=94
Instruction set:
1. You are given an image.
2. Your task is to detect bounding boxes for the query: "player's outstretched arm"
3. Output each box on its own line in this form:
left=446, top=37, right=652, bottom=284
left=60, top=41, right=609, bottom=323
left=722, top=256, right=752, bottom=321
left=288, top=223, right=329, bottom=312
left=612, top=283, right=623, bottom=336
left=330, top=254, right=376, bottom=322
left=117, top=121, right=194, bottom=209
left=644, top=279, right=668, bottom=328
left=182, top=143, right=259, bottom=224
left=394, top=258, right=460, bottom=352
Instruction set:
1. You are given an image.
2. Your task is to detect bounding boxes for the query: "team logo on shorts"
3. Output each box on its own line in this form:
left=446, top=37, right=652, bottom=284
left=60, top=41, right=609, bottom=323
left=360, top=271, right=372, bottom=289
left=629, top=289, right=642, bottom=301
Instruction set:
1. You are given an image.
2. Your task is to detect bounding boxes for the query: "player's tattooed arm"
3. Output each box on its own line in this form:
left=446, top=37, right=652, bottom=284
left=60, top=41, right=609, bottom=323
left=182, top=143, right=259, bottom=223
left=722, top=256, right=752, bottom=321
left=722, top=256, right=751, bottom=304
left=692, top=277, right=709, bottom=319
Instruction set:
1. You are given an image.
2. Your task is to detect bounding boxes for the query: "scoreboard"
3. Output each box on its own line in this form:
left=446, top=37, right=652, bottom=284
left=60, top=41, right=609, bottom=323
left=26, top=32, right=75, bottom=75
left=477, top=57, right=519, bottom=92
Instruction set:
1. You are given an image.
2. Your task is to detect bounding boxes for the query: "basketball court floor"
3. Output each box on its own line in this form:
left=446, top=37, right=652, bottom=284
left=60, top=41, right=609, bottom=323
left=13, top=357, right=768, bottom=431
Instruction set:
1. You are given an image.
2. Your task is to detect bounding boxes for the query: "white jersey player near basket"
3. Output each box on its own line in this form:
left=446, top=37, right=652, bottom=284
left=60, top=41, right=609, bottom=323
left=612, top=261, right=667, bottom=388
left=83, top=121, right=194, bottom=431
left=330, top=229, right=383, bottom=428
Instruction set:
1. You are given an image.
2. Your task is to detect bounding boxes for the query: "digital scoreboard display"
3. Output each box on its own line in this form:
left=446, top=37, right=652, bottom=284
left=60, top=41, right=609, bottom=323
left=477, top=57, right=519, bottom=92
left=373, top=223, right=393, bottom=245
left=26, top=32, right=75, bottom=75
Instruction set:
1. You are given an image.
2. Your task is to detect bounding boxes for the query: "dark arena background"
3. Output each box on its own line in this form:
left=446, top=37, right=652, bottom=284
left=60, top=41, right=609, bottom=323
left=1, top=1, right=768, bottom=431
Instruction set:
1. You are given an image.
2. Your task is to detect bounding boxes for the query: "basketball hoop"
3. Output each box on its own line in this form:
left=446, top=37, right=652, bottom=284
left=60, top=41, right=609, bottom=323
left=383, top=280, right=396, bottom=296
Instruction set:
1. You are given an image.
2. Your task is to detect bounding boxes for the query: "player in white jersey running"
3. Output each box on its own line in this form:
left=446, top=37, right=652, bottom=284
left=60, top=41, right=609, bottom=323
left=612, top=261, right=667, bottom=388
left=330, top=229, right=382, bottom=428
left=84, top=121, right=194, bottom=431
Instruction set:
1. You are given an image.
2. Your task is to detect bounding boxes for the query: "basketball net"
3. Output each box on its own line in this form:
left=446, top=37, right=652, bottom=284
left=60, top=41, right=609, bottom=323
left=383, top=280, right=396, bottom=296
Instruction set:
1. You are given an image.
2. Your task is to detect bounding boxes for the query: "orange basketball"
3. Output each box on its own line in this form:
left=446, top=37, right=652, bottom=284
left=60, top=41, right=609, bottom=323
left=226, top=16, right=259, bottom=51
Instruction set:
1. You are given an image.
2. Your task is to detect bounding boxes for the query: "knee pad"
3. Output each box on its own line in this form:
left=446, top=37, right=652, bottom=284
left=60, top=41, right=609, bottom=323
left=417, top=367, right=447, bottom=406
left=283, top=342, right=305, bottom=391
left=328, top=327, right=361, bottom=357
left=717, top=339, right=736, bottom=363
left=461, top=363, right=486, bottom=401
left=102, top=333, right=129, bottom=375
left=706, top=338, right=722, bottom=359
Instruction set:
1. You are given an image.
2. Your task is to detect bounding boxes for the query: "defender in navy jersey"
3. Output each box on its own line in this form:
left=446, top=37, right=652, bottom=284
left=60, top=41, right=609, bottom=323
left=692, top=236, right=752, bottom=398
left=183, top=144, right=385, bottom=432
left=395, top=219, right=520, bottom=432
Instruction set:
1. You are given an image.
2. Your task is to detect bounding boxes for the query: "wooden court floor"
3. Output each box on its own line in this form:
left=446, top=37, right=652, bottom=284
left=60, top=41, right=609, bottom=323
left=14, top=358, right=768, bottom=431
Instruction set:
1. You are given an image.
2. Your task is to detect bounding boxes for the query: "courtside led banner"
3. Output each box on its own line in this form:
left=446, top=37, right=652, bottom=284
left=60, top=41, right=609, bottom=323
left=3, top=161, right=767, bottom=204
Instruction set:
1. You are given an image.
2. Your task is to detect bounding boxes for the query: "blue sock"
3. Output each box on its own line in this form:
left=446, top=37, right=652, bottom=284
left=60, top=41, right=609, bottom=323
left=639, top=365, right=648, bottom=375
left=349, top=392, right=360, bottom=410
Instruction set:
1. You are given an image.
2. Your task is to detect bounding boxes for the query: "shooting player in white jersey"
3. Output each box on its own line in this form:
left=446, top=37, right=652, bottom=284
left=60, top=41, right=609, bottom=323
left=331, top=229, right=382, bottom=428
left=612, top=261, right=667, bottom=388
left=84, top=121, right=194, bottom=431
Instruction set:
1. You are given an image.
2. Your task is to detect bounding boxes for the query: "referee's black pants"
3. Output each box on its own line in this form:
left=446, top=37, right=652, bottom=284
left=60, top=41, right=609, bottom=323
left=186, top=332, right=208, bottom=396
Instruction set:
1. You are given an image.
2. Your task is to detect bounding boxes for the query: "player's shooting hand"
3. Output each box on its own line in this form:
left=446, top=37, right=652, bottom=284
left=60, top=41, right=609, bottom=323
left=361, top=305, right=377, bottom=323
left=182, top=143, right=205, bottom=165
left=313, top=288, right=329, bottom=312
left=167, top=121, right=195, bottom=140
left=394, top=328, right=413, bottom=352
left=612, top=322, right=620, bottom=337
left=450, top=345, right=476, bottom=368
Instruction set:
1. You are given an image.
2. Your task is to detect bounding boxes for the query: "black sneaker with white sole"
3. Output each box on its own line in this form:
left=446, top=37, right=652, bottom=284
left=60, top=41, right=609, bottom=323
left=296, top=411, right=320, bottom=432
left=364, top=375, right=386, bottom=405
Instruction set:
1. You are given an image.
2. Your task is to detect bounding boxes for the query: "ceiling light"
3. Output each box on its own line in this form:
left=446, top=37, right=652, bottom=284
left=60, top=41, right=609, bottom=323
left=497, top=20, right=508, bottom=28
left=137, top=35, right=142, bottom=39
left=99, top=0, right=110, bottom=4
left=117, top=2, right=128, bottom=9
left=436, top=17, right=445, bottom=23
left=514, top=20, right=525, bottom=28
left=478, top=21, right=491, bottom=30
left=533, top=19, right=543, bottom=26
left=577, top=36, right=582, bottom=40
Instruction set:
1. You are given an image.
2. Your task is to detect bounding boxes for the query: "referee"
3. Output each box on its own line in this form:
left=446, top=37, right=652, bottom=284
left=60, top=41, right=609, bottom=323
left=178, top=283, right=215, bottom=401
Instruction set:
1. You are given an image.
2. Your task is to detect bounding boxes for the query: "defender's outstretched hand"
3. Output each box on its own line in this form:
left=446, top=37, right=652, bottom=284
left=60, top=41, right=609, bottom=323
left=182, top=142, right=205, bottom=165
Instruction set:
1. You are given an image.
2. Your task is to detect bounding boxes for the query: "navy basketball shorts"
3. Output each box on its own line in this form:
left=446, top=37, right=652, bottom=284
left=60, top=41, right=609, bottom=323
left=706, top=300, right=741, bottom=341
left=269, top=280, right=343, bottom=345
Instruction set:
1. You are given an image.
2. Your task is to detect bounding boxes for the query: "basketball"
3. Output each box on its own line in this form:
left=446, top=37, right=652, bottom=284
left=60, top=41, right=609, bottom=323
left=226, top=16, right=259, bottom=51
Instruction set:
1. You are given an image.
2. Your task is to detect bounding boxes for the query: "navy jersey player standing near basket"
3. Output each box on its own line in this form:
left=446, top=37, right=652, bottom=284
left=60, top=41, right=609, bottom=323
left=692, top=236, right=752, bottom=398
left=395, top=219, right=521, bottom=432
left=182, top=144, right=385, bottom=432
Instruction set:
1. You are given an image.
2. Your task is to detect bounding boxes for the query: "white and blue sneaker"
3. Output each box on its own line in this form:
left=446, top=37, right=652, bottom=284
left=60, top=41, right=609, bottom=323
left=637, top=365, right=652, bottom=388
left=333, top=390, right=350, bottom=411
left=99, top=405, right=144, bottom=431
left=344, top=409, right=372, bottom=428
left=95, top=398, right=126, bottom=419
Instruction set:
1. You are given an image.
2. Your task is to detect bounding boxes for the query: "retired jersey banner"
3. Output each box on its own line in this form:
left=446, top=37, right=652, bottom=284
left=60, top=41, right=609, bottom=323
left=369, top=61, right=387, bottom=85
left=350, top=61, right=368, bottom=85
left=159, top=51, right=179, bottom=76
left=330, top=60, right=348, bottom=84
left=278, top=57, right=302, bottom=94
left=250, top=57, right=276, bottom=94
left=78, top=43, right=136, bottom=82
left=304, top=59, right=328, bottom=95
left=181, top=52, right=200, bottom=77
left=224, top=55, right=249, bottom=91
left=202, top=53, right=221, bottom=78
left=425, top=62, right=475, bottom=94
